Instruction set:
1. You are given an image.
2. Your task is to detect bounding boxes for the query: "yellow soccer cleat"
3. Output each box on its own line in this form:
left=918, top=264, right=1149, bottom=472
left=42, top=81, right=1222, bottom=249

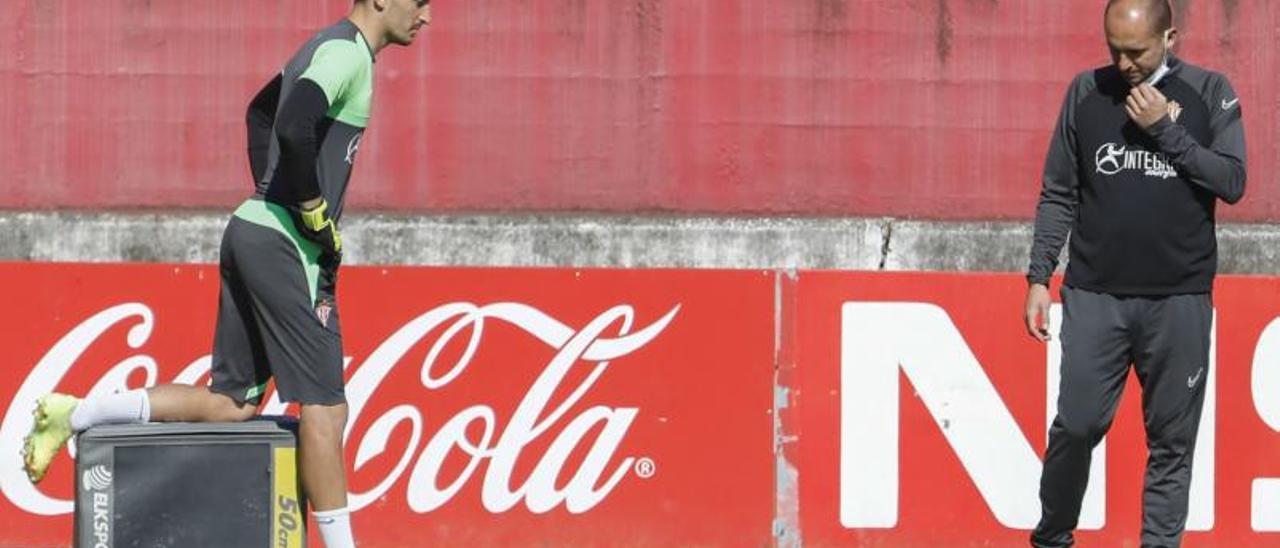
left=22, top=393, right=79, bottom=484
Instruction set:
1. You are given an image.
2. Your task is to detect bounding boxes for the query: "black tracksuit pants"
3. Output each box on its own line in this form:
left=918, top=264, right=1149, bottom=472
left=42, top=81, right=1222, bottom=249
left=1032, top=286, right=1212, bottom=548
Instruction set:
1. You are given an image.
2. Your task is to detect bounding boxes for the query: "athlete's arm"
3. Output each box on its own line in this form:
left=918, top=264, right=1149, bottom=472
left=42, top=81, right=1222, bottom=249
left=278, top=39, right=368, bottom=206
left=1028, top=74, right=1087, bottom=288
left=275, top=79, right=331, bottom=205
left=1145, top=75, right=1246, bottom=204
left=1025, top=75, right=1089, bottom=342
left=246, top=73, right=283, bottom=185
left=275, top=79, right=342, bottom=256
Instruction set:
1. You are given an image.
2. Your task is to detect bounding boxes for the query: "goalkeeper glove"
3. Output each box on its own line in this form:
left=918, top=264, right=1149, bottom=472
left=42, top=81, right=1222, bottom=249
left=298, top=199, right=342, bottom=258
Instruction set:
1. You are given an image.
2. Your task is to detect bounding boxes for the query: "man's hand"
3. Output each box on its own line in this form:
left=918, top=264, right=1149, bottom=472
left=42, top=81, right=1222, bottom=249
left=298, top=198, right=342, bottom=258
left=1024, top=283, right=1052, bottom=342
left=1125, top=83, right=1170, bottom=130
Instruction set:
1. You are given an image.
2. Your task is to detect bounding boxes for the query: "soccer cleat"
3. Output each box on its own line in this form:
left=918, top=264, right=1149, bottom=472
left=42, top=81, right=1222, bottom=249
left=22, top=393, right=79, bottom=484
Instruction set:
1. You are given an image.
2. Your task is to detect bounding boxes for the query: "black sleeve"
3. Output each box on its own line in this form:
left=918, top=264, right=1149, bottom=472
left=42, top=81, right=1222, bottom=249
left=275, top=79, right=332, bottom=204
left=1145, top=74, right=1247, bottom=204
left=1027, top=73, right=1091, bottom=286
left=246, top=74, right=283, bottom=185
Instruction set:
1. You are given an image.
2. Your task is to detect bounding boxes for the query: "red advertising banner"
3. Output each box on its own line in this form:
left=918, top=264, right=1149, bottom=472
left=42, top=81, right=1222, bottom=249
left=0, top=264, right=776, bottom=547
left=8, top=265, right=1280, bottom=546
left=795, top=271, right=1280, bottom=546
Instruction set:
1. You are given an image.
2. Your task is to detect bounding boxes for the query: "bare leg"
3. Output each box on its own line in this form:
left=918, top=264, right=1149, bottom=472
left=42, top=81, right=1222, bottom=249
left=298, top=403, right=349, bottom=511
left=146, top=384, right=257, bottom=423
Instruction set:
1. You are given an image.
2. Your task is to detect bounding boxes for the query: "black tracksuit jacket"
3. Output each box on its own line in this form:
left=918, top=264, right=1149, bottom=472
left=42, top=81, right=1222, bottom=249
left=1028, top=57, right=1247, bottom=295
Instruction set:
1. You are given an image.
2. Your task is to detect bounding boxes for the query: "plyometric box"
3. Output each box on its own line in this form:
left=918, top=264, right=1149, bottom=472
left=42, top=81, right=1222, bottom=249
left=74, top=419, right=305, bottom=548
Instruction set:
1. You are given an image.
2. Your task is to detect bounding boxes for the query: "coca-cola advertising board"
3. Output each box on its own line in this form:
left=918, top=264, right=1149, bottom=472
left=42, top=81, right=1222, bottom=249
left=8, top=264, right=1280, bottom=546
left=795, top=271, right=1280, bottom=546
left=0, top=263, right=777, bottom=547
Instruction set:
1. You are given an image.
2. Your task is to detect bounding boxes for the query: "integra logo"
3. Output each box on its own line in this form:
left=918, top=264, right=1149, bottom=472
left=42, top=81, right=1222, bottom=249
left=82, top=464, right=113, bottom=548
left=1095, top=142, right=1178, bottom=179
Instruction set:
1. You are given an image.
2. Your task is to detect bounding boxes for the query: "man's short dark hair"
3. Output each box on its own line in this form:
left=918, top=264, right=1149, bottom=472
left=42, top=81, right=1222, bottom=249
left=1106, top=0, right=1174, bottom=33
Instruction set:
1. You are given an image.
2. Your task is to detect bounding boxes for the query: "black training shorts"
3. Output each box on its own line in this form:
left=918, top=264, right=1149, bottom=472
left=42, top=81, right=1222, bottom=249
left=208, top=198, right=345, bottom=406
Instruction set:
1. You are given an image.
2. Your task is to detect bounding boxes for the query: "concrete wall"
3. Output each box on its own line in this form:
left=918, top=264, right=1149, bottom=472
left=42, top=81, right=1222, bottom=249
left=7, top=212, right=1280, bottom=276
left=3, top=1, right=1278, bottom=220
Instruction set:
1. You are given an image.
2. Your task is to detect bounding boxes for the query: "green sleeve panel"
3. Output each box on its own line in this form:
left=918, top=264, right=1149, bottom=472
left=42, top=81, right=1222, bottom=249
left=299, top=37, right=373, bottom=128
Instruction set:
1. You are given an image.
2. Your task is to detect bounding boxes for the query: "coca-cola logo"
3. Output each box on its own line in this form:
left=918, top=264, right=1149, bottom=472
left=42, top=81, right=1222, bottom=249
left=0, top=301, right=679, bottom=516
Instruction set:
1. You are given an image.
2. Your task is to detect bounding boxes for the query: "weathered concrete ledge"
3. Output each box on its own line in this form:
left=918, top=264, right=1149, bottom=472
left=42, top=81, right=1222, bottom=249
left=2, top=211, right=1278, bottom=274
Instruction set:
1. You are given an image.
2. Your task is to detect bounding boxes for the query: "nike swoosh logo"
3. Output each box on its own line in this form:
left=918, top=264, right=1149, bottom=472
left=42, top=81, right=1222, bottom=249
left=1222, top=98, right=1240, bottom=110
left=1188, top=366, right=1205, bottom=389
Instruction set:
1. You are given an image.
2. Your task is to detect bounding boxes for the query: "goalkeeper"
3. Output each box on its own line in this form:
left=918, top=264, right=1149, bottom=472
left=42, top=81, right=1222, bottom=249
left=22, top=2, right=433, bottom=547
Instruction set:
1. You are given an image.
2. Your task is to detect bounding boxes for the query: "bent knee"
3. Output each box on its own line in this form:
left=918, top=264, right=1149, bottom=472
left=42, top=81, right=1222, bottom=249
left=227, top=405, right=257, bottom=422
left=299, top=404, right=348, bottom=435
left=210, top=395, right=257, bottom=422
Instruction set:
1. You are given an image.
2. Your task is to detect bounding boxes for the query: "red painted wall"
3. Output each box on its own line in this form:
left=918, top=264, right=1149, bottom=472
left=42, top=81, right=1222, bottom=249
left=2, top=1, right=1277, bottom=219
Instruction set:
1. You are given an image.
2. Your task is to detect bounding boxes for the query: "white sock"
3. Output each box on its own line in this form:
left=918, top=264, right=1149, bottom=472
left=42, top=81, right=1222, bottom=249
left=69, top=389, right=151, bottom=432
left=314, top=507, right=355, bottom=548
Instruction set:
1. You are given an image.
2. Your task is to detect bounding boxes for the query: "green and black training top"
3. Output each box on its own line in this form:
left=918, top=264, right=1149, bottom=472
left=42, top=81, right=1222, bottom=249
left=246, top=19, right=375, bottom=222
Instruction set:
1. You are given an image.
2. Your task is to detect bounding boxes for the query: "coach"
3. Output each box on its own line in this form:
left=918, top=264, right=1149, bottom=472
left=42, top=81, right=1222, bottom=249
left=1022, top=0, right=1246, bottom=546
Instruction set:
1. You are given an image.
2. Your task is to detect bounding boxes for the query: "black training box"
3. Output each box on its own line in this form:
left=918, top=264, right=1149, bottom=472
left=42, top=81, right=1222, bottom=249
left=73, top=419, right=305, bottom=548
